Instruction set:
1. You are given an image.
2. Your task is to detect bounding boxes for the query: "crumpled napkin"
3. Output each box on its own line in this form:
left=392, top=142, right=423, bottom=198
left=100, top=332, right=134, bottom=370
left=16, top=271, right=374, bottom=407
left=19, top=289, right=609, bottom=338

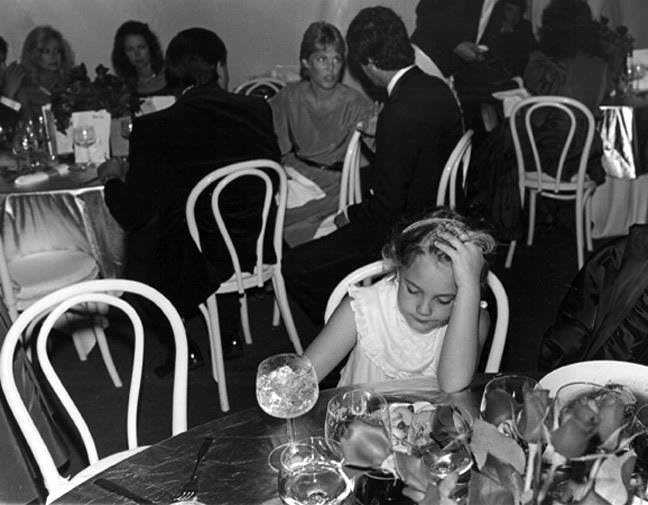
left=492, top=88, right=531, bottom=118
left=14, top=164, right=69, bottom=187
left=285, top=165, right=326, bottom=209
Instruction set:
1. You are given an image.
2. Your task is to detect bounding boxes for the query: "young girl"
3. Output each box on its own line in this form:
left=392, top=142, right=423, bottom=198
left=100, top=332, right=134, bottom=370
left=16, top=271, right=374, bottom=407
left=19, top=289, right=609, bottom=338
left=305, top=209, right=496, bottom=393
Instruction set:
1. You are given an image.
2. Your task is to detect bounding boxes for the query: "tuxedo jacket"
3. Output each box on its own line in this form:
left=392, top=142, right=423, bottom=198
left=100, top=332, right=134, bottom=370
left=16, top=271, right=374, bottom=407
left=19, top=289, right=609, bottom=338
left=411, top=0, right=505, bottom=77
left=104, top=83, right=280, bottom=315
left=346, top=67, right=462, bottom=231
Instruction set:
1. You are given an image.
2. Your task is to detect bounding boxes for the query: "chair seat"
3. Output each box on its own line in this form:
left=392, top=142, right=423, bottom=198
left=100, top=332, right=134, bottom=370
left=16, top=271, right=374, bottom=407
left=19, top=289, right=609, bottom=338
left=46, top=446, right=148, bottom=504
left=523, top=171, right=597, bottom=192
left=9, top=250, right=99, bottom=307
left=216, top=264, right=276, bottom=294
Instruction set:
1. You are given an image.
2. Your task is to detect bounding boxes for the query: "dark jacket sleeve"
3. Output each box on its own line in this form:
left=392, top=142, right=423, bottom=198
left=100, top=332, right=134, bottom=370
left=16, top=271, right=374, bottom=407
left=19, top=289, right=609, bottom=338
left=104, top=112, right=170, bottom=231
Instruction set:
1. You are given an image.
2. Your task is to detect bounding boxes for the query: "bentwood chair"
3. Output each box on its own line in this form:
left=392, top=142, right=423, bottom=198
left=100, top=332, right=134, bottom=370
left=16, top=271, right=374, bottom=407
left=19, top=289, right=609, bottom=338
left=436, top=129, right=474, bottom=209
left=324, top=260, right=510, bottom=373
left=338, top=126, right=364, bottom=211
left=0, top=279, right=188, bottom=504
left=504, top=96, right=597, bottom=270
left=233, top=77, right=285, bottom=100
left=186, top=159, right=302, bottom=412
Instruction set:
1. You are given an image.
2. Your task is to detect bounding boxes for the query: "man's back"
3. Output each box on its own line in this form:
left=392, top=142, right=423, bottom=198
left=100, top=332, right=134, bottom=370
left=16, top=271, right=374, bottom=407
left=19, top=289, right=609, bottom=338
left=347, top=67, right=463, bottom=229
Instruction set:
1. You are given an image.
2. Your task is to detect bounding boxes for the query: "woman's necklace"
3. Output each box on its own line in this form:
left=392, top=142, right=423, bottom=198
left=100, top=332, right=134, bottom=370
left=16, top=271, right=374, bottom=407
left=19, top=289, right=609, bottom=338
left=138, top=72, right=158, bottom=84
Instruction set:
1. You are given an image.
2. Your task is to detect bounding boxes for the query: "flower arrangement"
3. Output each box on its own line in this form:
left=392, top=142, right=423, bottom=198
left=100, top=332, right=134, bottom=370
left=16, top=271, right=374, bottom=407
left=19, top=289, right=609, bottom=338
left=50, top=63, right=142, bottom=133
left=342, top=382, right=648, bottom=505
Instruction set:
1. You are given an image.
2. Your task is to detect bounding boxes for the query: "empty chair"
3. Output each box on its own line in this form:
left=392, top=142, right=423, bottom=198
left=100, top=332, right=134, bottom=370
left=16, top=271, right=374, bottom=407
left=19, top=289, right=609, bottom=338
left=325, top=260, right=509, bottom=373
left=435, top=129, right=474, bottom=209
left=0, top=279, right=188, bottom=503
left=505, top=96, right=597, bottom=269
left=186, top=159, right=302, bottom=412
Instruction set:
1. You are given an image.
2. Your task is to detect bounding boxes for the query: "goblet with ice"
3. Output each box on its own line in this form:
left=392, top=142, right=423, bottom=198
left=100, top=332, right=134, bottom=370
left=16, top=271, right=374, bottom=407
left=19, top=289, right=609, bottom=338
left=256, top=353, right=319, bottom=470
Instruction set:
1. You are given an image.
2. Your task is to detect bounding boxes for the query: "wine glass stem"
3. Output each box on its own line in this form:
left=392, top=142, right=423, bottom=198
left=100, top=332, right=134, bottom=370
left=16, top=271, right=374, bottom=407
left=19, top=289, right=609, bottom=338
left=286, top=417, right=297, bottom=444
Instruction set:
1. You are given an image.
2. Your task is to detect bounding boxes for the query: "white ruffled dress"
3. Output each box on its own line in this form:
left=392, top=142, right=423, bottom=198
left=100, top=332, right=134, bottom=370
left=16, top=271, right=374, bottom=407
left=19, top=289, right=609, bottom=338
left=337, top=276, right=447, bottom=387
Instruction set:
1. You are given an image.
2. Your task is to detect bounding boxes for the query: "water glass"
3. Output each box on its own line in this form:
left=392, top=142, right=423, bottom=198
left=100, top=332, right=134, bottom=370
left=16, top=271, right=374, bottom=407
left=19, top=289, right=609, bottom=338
left=120, top=116, right=133, bottom=139
left=278, top=436, right=353, bottom=505
left=72, top=124, right=97, bottom=171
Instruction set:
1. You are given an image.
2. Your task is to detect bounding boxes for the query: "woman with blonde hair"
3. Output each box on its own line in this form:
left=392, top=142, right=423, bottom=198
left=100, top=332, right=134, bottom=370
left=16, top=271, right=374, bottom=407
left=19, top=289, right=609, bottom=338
left=19, top=25, right=74, bottom=117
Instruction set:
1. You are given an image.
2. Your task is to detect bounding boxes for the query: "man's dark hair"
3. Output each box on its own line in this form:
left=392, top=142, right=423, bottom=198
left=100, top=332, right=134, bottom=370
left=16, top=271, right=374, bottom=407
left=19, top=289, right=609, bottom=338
left=346, top=7, right=414, bottom=71
left=539, top=0, right=602, bottom=58
left=0, top=36, right=7, bottom=55
left=165, top=28, right=227, bottom=88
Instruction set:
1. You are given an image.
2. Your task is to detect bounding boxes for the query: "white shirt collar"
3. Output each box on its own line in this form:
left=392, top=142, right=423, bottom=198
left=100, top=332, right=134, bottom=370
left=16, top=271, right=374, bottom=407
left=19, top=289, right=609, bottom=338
left=387, top=65, right=415, bottom=96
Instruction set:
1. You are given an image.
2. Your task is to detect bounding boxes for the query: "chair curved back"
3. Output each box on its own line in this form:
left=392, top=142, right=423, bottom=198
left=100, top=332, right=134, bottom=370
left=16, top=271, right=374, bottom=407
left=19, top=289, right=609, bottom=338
left=338, top=127, right=363, bottom=211
left=324, top=260, right=509, bottom=373
left=186, top=159, right=287, bottom=293
left=233, top=77, right=285, bottom=98
left=509, top=95, right=595, bottom=203
left=0, top=279, right=188, bottom=497
left=436, top=129, right=474, bottom=209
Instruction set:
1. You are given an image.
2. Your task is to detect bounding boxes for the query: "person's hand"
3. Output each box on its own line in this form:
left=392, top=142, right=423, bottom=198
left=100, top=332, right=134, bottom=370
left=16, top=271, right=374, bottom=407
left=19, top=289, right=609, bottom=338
left=97, top=158, right=128, bottom=183
left=333, top=209, right=350, bottom=229
left=453, top=41, right=487, bottom=63
left=434, top=232, right=485, bottom=292
left=2, top=62, right=26, bottom=99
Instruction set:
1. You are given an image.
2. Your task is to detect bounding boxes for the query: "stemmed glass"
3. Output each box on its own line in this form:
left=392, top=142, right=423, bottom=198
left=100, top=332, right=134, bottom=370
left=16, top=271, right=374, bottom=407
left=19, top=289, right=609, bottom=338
left=256, top=353, right=319, bottom=471
left=72, top=124, right=96, bottom=171
left=120, top=116, right=133, bottom=140
left=277, top=436, right=354, bottom=505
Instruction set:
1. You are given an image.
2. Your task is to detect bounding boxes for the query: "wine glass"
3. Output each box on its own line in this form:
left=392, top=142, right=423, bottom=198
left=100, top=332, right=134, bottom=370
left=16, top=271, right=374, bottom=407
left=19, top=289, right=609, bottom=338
left=480, top=374, right=538, bottom=434
left=278, top=436, right=353, bottom=505
left=72, top=124, right=97, bottom=171
left=256, top=353, right=319, bottom=471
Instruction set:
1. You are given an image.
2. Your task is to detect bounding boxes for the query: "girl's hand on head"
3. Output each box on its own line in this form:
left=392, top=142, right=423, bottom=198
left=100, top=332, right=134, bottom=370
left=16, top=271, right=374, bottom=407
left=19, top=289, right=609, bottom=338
left=434, top=232, right=485, bottom=291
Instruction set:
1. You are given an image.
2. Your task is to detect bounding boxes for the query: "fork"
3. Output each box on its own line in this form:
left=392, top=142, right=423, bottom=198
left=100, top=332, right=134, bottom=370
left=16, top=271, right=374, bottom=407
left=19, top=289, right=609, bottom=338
left=173, top=436, right=214, bottom=502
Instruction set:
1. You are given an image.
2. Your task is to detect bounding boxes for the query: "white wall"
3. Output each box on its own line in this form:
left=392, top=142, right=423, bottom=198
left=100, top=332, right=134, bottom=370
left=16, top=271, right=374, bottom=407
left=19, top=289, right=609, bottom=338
left=0, top=0, right=416, bottom=90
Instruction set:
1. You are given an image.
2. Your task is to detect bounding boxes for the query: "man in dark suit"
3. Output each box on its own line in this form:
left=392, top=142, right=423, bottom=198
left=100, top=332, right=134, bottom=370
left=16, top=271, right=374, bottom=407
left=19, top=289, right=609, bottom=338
left=99, top=28, right=280, bottom=371
left=283, top=7, right=463, bottom=323
left=0, top=37, right=25, bottom=131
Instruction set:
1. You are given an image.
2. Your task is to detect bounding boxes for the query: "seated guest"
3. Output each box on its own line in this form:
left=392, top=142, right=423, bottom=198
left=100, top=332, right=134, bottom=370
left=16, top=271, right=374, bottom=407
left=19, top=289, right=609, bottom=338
left=111, top=20, right=167, bottom=96
left=0, top=36, right=26, bottom=130
left=306, top=209, right=495, bottom=393
left=98, top=27, right=280, bottom=372
left=19, top=25, right=73, bottom=118
left=465, top=0, right=606, bottom=242
left=284, top=7, right=463, bottom=323
left=270, top=21, right=372, bottom=247
left=522, top=0, right=607, bottom=183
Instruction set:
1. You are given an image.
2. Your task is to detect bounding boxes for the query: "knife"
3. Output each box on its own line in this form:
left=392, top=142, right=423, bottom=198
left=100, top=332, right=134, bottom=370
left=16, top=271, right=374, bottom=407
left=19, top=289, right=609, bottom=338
left=94, top=478, right=156, bottom=505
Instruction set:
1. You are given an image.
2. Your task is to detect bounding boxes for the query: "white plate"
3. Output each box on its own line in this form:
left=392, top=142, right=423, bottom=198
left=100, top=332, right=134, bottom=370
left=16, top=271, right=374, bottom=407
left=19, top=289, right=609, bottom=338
left=538, top=360, right=648, bottom=400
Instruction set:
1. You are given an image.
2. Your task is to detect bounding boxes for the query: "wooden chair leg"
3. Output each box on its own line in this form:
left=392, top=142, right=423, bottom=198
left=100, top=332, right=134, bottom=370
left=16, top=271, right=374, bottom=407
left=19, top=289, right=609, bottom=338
left=272, top=301, right=280, bottom=327
left=527, top=191, right=537, bottom=246
left=272, top=273, right=303, bottom=355
left=505, top=240, right=517, bottom=269
left=585, top=196, right=594, bottom=252
left=575, top=199, right=585, bottom=270
left=205, top=295, right=229, bottom=412
left=239, top=294, right=252, bottom=345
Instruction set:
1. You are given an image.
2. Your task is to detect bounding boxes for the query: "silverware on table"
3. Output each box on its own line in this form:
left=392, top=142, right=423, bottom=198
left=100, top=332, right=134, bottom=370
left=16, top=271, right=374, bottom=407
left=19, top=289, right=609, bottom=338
left=173, top=436, right=214, bottom=501
left=94, top=478, right=156, bottom=505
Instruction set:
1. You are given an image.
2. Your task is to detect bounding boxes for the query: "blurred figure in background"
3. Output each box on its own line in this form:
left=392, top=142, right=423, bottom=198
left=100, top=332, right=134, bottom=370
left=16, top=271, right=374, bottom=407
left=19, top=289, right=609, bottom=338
left=19, top=25, right=73, bottom=118
left=0, top=36, right=26, bottom=132
left=112, top=20, right=167, bottom=96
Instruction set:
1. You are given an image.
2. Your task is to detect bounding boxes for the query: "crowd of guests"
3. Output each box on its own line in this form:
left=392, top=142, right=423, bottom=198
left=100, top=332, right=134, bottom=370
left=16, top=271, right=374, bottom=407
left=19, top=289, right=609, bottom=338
left=0, top=0, right=638, bottom=392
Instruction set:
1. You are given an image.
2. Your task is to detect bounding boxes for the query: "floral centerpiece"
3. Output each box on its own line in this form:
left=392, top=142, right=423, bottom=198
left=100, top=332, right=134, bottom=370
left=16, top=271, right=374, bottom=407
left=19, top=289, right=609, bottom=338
left=595, top=17, right=635, bottom=94
left=341, top=382, right=648, bottom=505
left=50, top=63, right=142, bottom=133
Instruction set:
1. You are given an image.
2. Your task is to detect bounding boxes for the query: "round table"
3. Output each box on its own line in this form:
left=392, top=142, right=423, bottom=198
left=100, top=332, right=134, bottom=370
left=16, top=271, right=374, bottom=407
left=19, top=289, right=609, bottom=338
left=52, top=375, right=492, bottom=505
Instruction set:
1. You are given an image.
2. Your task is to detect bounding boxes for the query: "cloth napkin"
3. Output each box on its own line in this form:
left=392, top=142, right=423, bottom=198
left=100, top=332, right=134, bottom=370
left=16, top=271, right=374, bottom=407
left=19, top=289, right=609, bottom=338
left=492, top=88, right=531, bottom=118
left=285, top=165, right=326, bottom=209
left=14, top=164, right=70, bottom=187
left=313, top=212, right=336, bottom=239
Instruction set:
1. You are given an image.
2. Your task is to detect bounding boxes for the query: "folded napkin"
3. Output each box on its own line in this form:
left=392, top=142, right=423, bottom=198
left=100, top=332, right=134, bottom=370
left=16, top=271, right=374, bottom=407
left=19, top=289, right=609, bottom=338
left=285, top=165, right=326, bottom=209
left=492, top=88, right=531, bottom=118
left=313, top=212, right=336, bottom=239
left=14, top=164, right=70, bottom=187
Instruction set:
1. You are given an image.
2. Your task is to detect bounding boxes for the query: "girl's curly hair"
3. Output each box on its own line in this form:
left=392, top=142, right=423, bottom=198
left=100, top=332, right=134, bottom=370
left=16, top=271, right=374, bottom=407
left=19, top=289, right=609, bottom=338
left=382, top=209, right=496, bottom=272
